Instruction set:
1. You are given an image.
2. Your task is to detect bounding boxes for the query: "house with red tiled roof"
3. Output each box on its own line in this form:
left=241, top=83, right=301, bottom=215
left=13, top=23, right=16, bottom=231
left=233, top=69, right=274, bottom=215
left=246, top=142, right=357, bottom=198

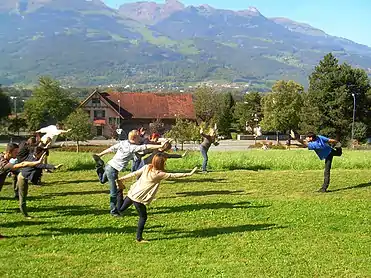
left=80, top=90, right=196, bottom=138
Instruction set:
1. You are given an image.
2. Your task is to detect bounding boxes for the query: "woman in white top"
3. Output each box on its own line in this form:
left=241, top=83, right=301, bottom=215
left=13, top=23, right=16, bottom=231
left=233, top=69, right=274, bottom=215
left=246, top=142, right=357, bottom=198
left=118, top=153, right=197, bottom=243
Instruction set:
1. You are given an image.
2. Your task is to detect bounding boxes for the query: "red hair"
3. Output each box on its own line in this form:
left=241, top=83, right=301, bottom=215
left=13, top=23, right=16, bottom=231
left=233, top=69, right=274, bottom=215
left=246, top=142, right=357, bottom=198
left=149, top=153, right=167, bottom=171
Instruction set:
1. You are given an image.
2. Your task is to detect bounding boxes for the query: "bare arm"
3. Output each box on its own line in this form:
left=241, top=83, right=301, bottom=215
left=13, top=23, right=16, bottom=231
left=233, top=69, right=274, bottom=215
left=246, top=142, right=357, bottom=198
left=12, top=153, right=47, bottom=170
left=119, top=167, right=145, bottom=181
left=328, top=139, right=338, bottom=145
left=96, top=143, right=119, bottom=157
left=162, top=167, right=197, bottom=179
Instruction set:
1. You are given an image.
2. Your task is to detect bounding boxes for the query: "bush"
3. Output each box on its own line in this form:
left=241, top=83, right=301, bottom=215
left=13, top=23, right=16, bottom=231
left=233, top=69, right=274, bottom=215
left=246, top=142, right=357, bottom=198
left=230, top=132, right=237, bottom=140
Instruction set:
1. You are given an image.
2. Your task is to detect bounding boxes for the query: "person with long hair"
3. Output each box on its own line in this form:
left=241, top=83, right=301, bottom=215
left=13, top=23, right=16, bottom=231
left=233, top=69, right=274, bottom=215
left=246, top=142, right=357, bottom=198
left=0, top=143, right=45, bottom=239
left=117, top=153, right=197, bottom=243
left=199, top=127, right=218, bottom=173
left=92, top=130, right=166, bottom=217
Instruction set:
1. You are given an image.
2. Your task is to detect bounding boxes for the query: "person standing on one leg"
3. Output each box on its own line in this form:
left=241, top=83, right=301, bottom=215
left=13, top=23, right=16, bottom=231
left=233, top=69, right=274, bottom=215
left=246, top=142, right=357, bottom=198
left=92, top=130, right=166, bottom=217
left=199, top=128, right=218, bottom=173
left=0, top=143, right=45, bottom=239
left=117, top=153, right=197, bottom=242
left=291, top=131, right=342, bottom=192
left=16, top=146, right=62, bottom=218
left=12, top=137, right=38, bottom=199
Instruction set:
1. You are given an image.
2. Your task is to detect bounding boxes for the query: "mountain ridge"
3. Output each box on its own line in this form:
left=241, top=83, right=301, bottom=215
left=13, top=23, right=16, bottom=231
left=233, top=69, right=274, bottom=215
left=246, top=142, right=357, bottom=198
left=1, top=0, right=370, bottom=88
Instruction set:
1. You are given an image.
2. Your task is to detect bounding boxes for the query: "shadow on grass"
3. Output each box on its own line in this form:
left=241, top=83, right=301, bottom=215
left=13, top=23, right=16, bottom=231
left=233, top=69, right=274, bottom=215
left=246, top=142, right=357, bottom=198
left=154, top=223, right=284, bottom=240
left=0, top=220, right=51, bottom=228
left=34, top=225, right=165, bottom=237
left=174, top=190, right=245, bottom=197
left=42, top=190, right=109, bottom=197
left=167, top=178, right=228, bottom=184
left=151, top=201, right=270, bottom=215
left=3, top=205, right=112, bottom=217
left=40, top=178, right=99, bottom=186
left=226, top=165, right=271, bottom=171
left=329, top=182, right=371, bottom=192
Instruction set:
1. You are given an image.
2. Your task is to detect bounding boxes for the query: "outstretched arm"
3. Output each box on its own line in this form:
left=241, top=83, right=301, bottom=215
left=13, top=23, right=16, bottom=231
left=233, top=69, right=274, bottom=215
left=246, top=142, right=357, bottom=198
left=118, top=167, right=145, bottom=181
left=12, top=153, right=47, bottom=170
left=96, top=143, right=119, bottom=157
left=162, top=167, right=197, bottom=179
left=290, top=130, right=307, bottom=147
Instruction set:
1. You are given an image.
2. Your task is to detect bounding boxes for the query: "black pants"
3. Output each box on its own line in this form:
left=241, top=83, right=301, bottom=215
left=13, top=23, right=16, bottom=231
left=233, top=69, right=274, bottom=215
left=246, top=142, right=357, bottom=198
left=322, top=148, right=342, bottom=191
left=119, top=196, right=148, bottom=240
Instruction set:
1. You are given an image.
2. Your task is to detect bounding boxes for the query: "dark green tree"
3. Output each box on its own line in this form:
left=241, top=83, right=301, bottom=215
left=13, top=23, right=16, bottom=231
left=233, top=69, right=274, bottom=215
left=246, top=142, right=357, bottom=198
left=233, top=92, right=262, bottom=133
left=24, top=77, right=78, bottom=130
left=260, top=80, right=303, bottom=141
left=215, top=92, right=235, bottom=136
left=0, top=85, right=11, bottom=120
left=301, top=53, right=371, bottom=141
left=193, top=86, right=219, bottom=124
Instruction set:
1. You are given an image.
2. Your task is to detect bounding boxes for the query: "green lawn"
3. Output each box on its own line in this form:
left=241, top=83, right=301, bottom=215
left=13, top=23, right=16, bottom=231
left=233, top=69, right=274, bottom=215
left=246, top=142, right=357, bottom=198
left=0, top=150, right=370, bottom=277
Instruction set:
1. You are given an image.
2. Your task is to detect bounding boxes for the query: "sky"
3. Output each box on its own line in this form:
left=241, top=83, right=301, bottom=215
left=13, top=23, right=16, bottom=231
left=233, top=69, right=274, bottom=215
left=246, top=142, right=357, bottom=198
left=104, top=0, right=371, bottom=47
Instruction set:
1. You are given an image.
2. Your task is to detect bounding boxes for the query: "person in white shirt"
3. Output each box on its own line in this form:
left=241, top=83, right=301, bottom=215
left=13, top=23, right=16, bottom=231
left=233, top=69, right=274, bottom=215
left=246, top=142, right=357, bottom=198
left=117, top=153, right=197, bottom=243
left=36, top=125, right=71, bottom=172
left=93, top=130, right=165, bottom=217
left=37, top=125, right=71, bottom=146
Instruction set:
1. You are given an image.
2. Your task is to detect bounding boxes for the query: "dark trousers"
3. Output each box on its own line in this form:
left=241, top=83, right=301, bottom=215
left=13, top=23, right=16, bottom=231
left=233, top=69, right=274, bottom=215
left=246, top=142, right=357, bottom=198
left=322, top=148, right=342, bottom=190
left=200, top=146, right=209, bottom=172
left=16, top=173, right=29, bottom=217
left=119, top=196, right=148, bottom=240
left=131, top=158, right=142, bottom=172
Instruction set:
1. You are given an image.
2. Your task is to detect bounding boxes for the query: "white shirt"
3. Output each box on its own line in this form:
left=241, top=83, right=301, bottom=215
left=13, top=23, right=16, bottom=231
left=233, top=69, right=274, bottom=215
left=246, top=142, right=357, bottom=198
left=38, top=125, right=65, bottom=145
left=107, top=140, right=147, bottom=171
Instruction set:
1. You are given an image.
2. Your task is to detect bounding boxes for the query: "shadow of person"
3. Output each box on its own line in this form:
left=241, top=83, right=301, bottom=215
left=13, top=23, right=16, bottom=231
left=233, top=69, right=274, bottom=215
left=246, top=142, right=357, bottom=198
left=153, top=223, right=284, bottom=240
left=175, top=190, right=245, bottom=197
left=329, top=182, right=371, bottom=192
left=151, top=201, right=270, bottom=215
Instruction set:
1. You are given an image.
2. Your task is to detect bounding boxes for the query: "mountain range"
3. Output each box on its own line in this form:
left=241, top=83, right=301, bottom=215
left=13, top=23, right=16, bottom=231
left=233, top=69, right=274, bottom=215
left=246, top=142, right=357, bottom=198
left=1, top=0, right=371, bottom=88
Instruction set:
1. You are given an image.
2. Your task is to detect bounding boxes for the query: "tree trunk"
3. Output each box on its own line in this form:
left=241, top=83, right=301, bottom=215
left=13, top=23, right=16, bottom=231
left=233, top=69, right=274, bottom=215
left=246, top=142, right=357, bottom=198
left=276, top=131, right=279, bottom=144
left=76, top=141, right=79, bottom=153
left=181, top=141, right=184, bottom=151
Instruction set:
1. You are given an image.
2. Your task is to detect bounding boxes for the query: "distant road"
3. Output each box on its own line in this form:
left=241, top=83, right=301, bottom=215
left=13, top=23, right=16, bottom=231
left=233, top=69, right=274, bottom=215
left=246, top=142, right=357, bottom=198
left=0, top=139, right=301, bottom=151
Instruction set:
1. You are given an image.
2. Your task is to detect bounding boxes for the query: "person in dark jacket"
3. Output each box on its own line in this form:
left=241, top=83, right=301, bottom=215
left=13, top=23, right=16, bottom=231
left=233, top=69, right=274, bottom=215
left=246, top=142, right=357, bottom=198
left=12, top=137, right=38, bottom=198
left=16, top=146, right=62, bottom=218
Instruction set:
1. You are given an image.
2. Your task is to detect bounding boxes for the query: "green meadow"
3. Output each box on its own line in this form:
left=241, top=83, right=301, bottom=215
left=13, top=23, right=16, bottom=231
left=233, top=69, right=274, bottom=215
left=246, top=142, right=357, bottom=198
left=0, top=150, right=370, bottom=277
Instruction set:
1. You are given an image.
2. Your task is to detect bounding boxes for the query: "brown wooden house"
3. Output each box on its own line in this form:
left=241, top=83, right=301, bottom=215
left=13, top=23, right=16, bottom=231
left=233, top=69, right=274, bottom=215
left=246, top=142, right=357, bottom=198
left=80, top=90, right=196, bottom=138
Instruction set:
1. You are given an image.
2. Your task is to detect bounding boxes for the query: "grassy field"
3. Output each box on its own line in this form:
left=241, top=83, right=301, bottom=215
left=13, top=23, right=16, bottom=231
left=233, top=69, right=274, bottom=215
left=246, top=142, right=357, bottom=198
left=0, top=150, right=370, bottom=277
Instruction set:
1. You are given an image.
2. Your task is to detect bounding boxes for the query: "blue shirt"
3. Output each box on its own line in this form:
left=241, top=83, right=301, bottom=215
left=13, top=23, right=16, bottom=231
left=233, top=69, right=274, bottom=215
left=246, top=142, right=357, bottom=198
left=307, top=135, right=332, bottom=160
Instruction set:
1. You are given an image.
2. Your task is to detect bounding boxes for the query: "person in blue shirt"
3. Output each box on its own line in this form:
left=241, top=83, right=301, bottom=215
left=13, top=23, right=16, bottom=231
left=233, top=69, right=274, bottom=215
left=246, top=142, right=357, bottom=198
left=291, top=131, right=342, bottom=192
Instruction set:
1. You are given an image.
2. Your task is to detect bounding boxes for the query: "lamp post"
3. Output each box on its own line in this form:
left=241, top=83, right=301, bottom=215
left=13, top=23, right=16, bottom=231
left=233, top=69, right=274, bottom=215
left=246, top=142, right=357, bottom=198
left=10, top=96, right=18, bottom=136
left=117, top=99, right=121, bottom=128
left=351, top=93, right=356, bottom=146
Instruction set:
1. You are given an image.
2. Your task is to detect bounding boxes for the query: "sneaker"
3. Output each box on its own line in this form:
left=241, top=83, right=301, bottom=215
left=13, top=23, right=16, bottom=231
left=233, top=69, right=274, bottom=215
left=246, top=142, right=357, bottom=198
left=317, top=188, right=328, bottom=193
left=92, top=154, right=105, bottom=168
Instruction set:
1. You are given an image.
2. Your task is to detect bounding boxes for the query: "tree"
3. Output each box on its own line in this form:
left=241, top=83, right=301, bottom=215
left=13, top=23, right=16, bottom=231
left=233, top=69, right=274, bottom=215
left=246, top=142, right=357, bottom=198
left=165, top=118, right=199, bottom=150
left=301, top=53, right=371, bottom=141
left=215, top=92, right=235, bottom=137
left=64, top=109, right=92, bottom=152
left=193, top=86, right=219, bottom=124
left=24, top=76, right=78, bottom=130
left=0, top=85, right=11, bottom=120
left=233, top=92, right=262, bottom=133
left=260, top=80, right=303, bottom=142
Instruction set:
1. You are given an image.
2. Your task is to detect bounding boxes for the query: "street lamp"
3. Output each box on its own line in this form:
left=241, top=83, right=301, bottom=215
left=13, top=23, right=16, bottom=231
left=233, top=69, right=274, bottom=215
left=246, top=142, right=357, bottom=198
left=10, top=96, right=19, bottom=136
left=117, top=99, right=121, bottom=128
left=351, top=93, right=356, bottom=145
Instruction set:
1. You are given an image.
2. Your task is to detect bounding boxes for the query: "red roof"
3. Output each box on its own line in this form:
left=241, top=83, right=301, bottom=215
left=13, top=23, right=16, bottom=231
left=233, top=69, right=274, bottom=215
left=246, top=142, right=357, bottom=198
left=100, top=92, right=196, bottom=120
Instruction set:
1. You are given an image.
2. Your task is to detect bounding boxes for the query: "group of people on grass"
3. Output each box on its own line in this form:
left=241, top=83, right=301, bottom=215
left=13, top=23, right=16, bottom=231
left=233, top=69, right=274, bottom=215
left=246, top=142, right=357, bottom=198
left=1, top=123, right=342, bottom=241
